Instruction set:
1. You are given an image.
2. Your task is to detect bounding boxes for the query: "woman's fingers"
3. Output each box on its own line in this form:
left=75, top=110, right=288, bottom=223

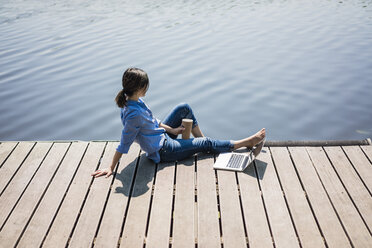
left=178, top=126, right=185, bottom=134
left=91, top=170, right=101, bottom=176
left=95, top=171, right=106, bottom=178
left=91, top=170, right=106, bottom=177
left=91, top=168, right=113, bottom=178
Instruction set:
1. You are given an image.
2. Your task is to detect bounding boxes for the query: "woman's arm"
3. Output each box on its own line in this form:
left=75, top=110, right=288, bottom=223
left=159, top=123, right=185, bottom=136
left=159, top=122, right=173, bottom=133
left=91, top=151, right=122, bottom=178
left=92, top=109, right=142, bottom=178
left=110, top=151, right=122, bottom=171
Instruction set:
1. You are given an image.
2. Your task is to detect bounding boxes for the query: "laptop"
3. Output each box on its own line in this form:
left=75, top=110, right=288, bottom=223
left=213, top=139, right=265, bottom=172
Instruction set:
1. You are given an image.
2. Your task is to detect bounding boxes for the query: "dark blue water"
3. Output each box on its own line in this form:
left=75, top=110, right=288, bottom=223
left=1, top=0, right=371, bottom=142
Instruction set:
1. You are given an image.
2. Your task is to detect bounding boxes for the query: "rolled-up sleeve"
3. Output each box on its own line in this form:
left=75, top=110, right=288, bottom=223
left=155, top=118, right=161, bottom=127
left=116, top=110, right=142, bottom=154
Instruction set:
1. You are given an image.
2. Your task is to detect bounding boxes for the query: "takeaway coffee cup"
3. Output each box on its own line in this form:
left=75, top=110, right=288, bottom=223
left=182, top=119, right=193, bottom=139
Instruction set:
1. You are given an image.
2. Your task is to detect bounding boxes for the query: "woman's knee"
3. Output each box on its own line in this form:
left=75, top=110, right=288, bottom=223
left=176, top=102, right=192, bottom=113
left=172, top=102, right=198, bottom=128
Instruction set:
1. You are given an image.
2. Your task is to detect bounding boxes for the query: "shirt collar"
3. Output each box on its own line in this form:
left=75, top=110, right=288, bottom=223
left=127, top=98, right=141, bottom=104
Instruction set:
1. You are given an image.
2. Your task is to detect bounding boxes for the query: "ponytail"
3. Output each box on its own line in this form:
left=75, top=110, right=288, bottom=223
left=115, top=89, right=127, bottom=108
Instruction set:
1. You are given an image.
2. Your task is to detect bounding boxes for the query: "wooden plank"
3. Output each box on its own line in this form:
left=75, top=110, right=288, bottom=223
left=270, top=147, right=325, bottom=248
left=288, top=147, right=350, bottom=247
left=16, top=142, right=88, bottom=248
left=42, top=142, right=106, bottom=247
left=196, top=154, right=221, bottom=248
left=0, top=142, right=35, bottom=193
left=238, top=151, right=273, bottom=248
left=0, top=142, right=51, bottom=227
left=324, top=146, right=372, bottom=230
left=0, top=142, right=18, bottom=168
left=0, top=142, right=69, bottom=247
left=361, top=145, right=372, bottom=162
left=4, top=142, right=368, bottom=247
left=306, top=147, right=372, bottom=247
left=172, top=157, right=196, bottom=248
left=146, top=161, right=175, bottom=248
left=255, top=148, right=300, bottom=248
left=94, top=143, right=140, bottom=248
left=119, top=152, right=157, bottom=248
left=342, top=146, right=372, bottom=192
left=68, top=142, right=122, bottom=247
left=217, top=169, right=246, bottom=247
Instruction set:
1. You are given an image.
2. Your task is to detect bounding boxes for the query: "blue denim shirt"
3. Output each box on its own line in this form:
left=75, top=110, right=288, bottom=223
left=116, top=97, right=166, bottom=163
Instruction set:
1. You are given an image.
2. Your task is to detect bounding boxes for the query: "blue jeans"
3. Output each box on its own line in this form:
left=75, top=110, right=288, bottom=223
left=159, top=103, right=235, bottom=162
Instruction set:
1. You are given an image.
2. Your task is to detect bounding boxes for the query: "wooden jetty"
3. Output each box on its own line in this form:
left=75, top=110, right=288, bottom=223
left=0, top=140, right=371, bottom=247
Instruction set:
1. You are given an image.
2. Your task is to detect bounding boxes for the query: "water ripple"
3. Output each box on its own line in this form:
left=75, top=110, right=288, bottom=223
left=0, top=0, right=371, bottom=141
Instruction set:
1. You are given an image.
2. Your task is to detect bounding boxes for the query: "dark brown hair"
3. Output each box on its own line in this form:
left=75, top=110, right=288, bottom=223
left=115, top=67, right=149, bottom=108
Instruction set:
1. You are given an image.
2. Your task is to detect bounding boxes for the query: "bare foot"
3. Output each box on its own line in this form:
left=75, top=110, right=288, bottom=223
left=246, top=128, right=266, bottom=150
left=253, top=138, right=265, bottom=157
left=232, top=128, right=267, bottom=150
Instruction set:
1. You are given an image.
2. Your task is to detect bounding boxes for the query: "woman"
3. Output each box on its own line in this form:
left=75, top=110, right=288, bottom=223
left=91, top=67, right=266, bottom=178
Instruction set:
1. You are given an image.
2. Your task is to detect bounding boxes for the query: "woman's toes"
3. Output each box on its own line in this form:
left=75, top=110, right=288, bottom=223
left=261, top=128, right=266, bottom=138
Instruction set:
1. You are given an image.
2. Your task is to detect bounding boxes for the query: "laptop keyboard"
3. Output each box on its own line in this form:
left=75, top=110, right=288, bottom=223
left=226, top=154, right=248, bottom=169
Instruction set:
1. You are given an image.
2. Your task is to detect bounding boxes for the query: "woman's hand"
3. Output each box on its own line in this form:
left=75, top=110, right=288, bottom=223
left=169, top=125, right=185, bottom=136
left=91, top=167, right=113, bottom=178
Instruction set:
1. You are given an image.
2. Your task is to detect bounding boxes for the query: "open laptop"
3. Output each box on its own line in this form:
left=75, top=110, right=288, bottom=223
left=213, top=139, right=266, bottom=172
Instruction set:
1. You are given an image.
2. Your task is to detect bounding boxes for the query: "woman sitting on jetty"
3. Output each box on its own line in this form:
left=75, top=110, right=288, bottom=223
left=91, top=67, right=266, bottom=178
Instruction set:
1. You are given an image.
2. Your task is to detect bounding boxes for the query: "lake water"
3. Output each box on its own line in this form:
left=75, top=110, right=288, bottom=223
left=1, top=0, right=371, bottom=142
